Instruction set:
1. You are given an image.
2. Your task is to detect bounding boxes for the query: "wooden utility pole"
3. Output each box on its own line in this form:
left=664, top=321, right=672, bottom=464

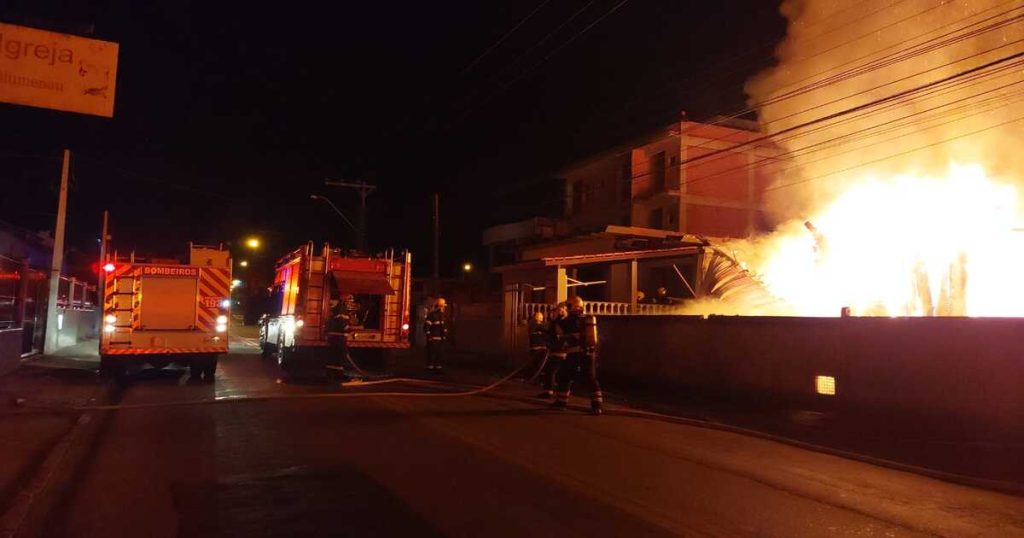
left=325, top=179, right=376, bottom=252
left=44, top=149, right=70, bottom=354
left=98, top=210, right=109, bottom=295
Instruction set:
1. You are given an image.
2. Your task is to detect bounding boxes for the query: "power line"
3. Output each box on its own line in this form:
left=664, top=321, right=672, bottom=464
left=764, top=111, right=1024, bottom=193
left=460, top=0, right=553, bottom=75
left=671, top=0, right=1024, bottom=158
left=451, top=0, right=632, bottom=126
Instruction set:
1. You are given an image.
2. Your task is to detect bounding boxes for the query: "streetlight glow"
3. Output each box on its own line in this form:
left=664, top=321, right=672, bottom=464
left=239, top=260, right=249, bottom=267
left=245, top=238, right=260, bottom=249
left=462, top=262, right=473, bottom=272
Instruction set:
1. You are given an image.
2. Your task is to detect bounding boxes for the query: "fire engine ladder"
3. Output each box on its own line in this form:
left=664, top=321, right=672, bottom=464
left=382, top=249, right=402, bottom=341
left=107, top=270, right=138, bottom=346
left=302, top=247, right=327, bottom=340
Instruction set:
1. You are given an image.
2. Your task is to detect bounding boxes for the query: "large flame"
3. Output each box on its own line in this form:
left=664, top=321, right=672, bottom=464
left=730, top=163, right=1024, bottom=316
left=710, top=0, right=1024, bottom=317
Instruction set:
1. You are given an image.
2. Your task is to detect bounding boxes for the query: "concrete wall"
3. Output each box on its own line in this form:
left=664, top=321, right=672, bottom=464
left=0, top=328, right=22, bottom=375
left=598, top=316, right=1024, bottom=430
left=55, top=308, right=99, bottom=349
left=453, top=303, right=505, bottom=357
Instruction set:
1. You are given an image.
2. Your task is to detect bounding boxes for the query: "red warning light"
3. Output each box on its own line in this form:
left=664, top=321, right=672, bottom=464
left=102, top=263, right=116, bottom=272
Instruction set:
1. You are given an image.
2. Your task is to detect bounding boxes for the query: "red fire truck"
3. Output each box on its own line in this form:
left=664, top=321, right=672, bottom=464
left=259, top=243, right=412, bottom=370
left=99, top=244, right=232, bottom=378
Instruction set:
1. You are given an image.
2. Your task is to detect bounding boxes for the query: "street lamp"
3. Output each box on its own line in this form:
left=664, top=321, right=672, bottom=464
left=245, top=237, right=260, bottom=249
left=462, top=262, right=473, bottom=273
left=310, top=195, right=360, bottom=235
left=239, top=260, right=249, bottom=267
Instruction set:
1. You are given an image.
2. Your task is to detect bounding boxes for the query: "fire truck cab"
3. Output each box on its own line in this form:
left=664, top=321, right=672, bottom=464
left=99, top=244, right=232, bottom=378
left=259, top=243, right=411, bottom=370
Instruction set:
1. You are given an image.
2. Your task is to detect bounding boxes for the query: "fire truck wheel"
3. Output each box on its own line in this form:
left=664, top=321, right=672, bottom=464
left=99, top=356, right=126, bottom=378
left=260, top=332, right=276, bottom=359
left=203, top=354, right=219, bottom=379
left=276, top=335, right=293, bottom=370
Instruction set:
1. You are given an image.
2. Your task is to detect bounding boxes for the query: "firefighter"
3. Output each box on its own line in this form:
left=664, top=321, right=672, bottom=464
left=527, top=311, right=548, bottom=379
left=652, top=286, right=673, bottom=305
left=424, top=297, right=448, bottom=373
left=537, top=302, right=567, bottom=399
left=325, top=294, right=350, bottom=380
left=552, top=296, right=603, bottom=415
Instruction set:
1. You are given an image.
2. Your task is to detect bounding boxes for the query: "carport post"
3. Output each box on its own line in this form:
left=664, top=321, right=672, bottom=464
left=630, top=258, right=638, bottom=313
left=556, top=267, right=568, bottom=304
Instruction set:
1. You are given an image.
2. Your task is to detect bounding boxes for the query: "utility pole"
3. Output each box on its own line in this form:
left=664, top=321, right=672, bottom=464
left=44, top=149, right=70, bottom=354
left=324, top=179, right=376, bottom=252
left=98, top=210, right=109, bottom=296
left=432, top=193, right=439, bottom=295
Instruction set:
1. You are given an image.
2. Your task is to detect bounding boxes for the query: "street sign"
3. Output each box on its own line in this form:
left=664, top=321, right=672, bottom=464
left=0, top=22, right=118, bottom=117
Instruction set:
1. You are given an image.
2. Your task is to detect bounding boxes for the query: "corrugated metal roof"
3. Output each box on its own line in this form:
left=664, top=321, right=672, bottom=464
left=494, top=245, right=702, bottom=272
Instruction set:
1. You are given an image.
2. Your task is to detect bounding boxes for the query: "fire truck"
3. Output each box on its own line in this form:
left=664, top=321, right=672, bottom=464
left=99, top=244, right=232, bottom=378
left=259, top=243, right=411, bottom=370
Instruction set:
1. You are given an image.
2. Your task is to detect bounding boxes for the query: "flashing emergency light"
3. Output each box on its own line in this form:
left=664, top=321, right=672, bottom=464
left=104, top=314, right=116, bottom=324
left=216, top=315, right=228, bottom=324
left=401, top=323, right=410, bottom=331
left=215, top=324, right=227, bottom=333
left=221, top=299, right=231, bottom=308
left=103, top=324, right=116, bottom=333
left=102, top=263, right=116, bottom=272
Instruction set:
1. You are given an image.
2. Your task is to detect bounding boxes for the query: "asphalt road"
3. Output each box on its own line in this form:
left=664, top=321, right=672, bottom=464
left=7, top=338, right=1024, bottom=538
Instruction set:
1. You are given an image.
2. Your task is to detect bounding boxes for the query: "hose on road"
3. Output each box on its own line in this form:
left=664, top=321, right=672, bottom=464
left=23, top=362, right=532, bottom=413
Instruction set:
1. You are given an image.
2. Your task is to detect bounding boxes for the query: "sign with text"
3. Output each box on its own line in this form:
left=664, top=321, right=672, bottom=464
left=141, top=266, right=200, bottom=278
left=0, top=22, right=118, bottom=117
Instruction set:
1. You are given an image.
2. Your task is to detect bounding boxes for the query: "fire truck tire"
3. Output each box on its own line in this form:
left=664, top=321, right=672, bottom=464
left=260, top=332, right=276, bottom=359
left=276, top=334, right=292, bottom=370
left=202, top=354, right=218, bottom=379
left=99, top=356, right=126, bottom=378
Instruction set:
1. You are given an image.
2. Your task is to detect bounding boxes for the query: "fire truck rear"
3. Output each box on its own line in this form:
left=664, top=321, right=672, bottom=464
left=100, top=244, right=232, bottom=378
left=259, top=243, right=411, bottom=370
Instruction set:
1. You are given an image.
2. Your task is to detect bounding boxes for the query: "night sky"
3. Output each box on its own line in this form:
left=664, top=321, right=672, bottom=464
left=0, top=1, right=785, bottom=277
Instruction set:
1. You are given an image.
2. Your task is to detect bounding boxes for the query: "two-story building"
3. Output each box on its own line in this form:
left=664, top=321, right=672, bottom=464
left=486, top=116, right=781, bottom=264
left=473, top=116, right=782, bottom=355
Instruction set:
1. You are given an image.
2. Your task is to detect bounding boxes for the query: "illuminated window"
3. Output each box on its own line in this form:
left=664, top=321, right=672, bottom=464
left=815, top=375, right=836, bottom=396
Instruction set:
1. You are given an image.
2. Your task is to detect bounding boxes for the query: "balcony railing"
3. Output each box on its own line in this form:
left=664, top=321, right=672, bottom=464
left=520, top=301, right=683, bottom=321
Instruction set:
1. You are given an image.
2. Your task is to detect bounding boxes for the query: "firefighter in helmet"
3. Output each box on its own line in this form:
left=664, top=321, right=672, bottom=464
left=536, top=302, right=568, bottom=398
left=325, top=292, right=351, bottom=380
left=424, top=297, right=448, bottom=373
left=552, top=296, right=603, bottom=415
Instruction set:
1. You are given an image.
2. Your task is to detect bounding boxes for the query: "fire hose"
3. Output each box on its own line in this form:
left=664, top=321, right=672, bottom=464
left=17, top=361, right=533, bottom=413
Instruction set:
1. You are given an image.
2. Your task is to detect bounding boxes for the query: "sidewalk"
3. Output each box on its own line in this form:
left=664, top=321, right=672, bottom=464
left=391, top=347, right=1024, bottom=493
left=0, top=340, right=106, bottom=516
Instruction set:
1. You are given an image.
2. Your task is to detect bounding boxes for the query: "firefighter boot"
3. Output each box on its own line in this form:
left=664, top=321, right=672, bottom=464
left=590, top=389, right=604, bottom=416
left=550, top=391, right=569, bottom=410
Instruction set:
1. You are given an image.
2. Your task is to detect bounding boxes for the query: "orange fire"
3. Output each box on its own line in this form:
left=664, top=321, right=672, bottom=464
left=731, top=163, right=1024, bottom=316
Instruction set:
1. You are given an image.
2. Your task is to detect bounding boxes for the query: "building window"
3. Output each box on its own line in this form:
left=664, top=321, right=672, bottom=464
left=670, top=155, right=679, bottom=167
left=572, top=180, right=584, bottom=215
left=651, top=151, right=666, bottom=192
left=649, top=208, right=663, bottom=229
left=620, top=161, right=632, bottom=203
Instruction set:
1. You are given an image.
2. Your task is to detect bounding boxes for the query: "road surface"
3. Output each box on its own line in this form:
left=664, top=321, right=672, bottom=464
left=3, top=337, right=1023, bottom=537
